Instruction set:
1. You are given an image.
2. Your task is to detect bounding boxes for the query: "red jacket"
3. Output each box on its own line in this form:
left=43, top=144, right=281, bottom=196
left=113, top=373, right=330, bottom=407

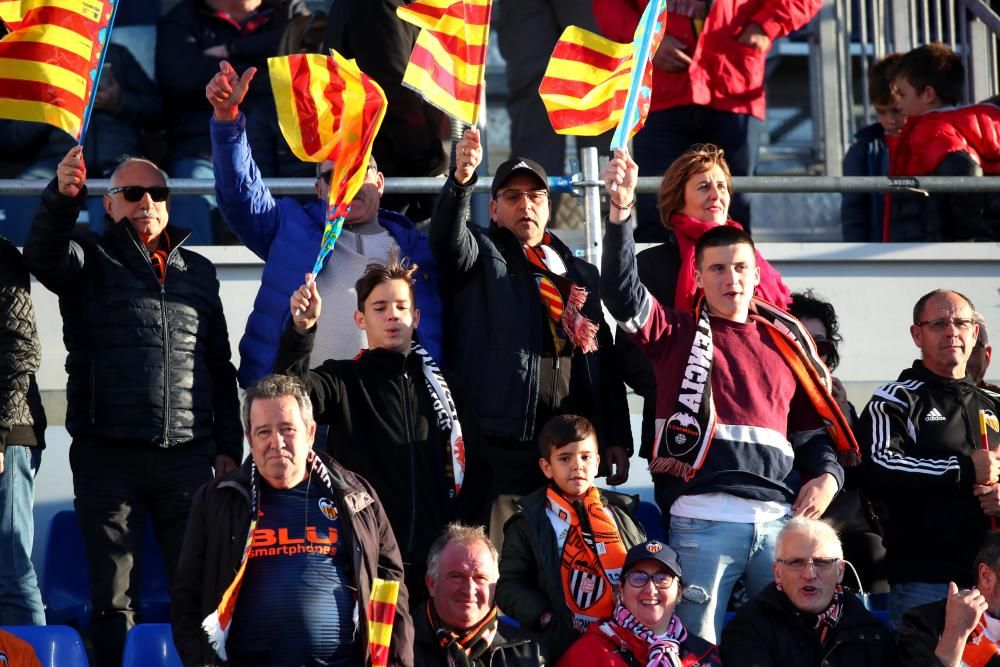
left=889, top=103, right=1000, bottom=177
left=593, top=0, right=822, bottom=119
left=556, top=621, right=721, bottom=667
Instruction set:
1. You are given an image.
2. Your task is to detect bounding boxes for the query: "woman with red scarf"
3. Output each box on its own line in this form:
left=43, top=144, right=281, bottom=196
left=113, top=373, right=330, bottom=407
left=556, top=540, right=721, bottom=666
left=615, top=144, right=790, bottom=514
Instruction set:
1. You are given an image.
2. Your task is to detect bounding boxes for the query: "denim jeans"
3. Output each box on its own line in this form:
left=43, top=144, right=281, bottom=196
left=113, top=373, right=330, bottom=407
left=166, top=158, right=216, bottom=245
left=70, top=439, right=213, bottom=667
left=0, top=445, right=44, bottom=625
left=668, top=513, right=787, bottom=643
left=889, top=581, right=949, bottom=630
left=631, top=105, right=763, bottom=242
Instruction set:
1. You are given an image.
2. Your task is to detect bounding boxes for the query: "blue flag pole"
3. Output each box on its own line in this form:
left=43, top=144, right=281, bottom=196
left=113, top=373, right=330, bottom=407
left=610, top=0, right=666, bottom=151
left=78, top=0, right=120, bottom=144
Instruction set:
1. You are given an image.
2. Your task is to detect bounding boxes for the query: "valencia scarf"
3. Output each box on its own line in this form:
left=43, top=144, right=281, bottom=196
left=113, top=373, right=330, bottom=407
left=411, top=341, right=466, bottom=497
left=546, top=486, right=628, bottom=628
left=669, top=213, right=791, bottom=313
left=523, top=233, right=599, bottom=354
left=802, top=584, right=845, bottom=644
left=426, top=600, right=499, bottom=665
left=963, top=614, right=1000, bottom=667
left=601, top=601, right=686, bottom=667
left=650, top=296, right=860, bottom=479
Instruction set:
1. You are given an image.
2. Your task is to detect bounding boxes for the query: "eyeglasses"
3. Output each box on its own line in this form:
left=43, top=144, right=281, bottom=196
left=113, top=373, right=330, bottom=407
left=624, top=571, right=676, bottom=589
left=915, top=318, right=976, bottom=332
left=775, top=557, right=840, bottom=572
left=497, top=189, right=548, bottom=205
left=107, top=185, right=170, bottom=202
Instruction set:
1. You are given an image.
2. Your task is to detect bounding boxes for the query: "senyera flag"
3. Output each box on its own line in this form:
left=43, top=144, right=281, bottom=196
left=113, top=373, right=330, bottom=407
left=0, top=0, right=118, bottom=142
left=539, top=0, right=666, bottom=148
left=396, top=0, right=490, bottom=126
left=269, top=50, right=387, bottom=276
left=367, top=578, right=400, bottom=667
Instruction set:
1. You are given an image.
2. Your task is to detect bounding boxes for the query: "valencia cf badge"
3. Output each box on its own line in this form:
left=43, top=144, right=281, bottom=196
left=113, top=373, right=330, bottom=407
left=318, top=497, right=338, bottom=521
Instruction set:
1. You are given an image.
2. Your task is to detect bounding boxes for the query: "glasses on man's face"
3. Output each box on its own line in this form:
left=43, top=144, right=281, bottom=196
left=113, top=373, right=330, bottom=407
left=108, top=185, right=170, bottom=203
left=776, top=557, right=840, bottom=572
left=624, top=571, right=675, bottom=589
left=497, top=189, right=548, bottom=205
left=915, top=318, right=976, bottom=333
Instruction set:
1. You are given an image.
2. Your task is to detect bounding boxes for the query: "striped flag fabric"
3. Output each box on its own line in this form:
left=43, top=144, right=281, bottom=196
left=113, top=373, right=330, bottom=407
left=538, top=26, right=633, bottom=136
left=367, top=578, right=400, bottom=667
left=538, top=0, right=667, bottom=144
left=396, top=0, right=490, bottom=126
left=0, top=0, right=116, bottom=141
left=269, top=50, right=387, bottom=275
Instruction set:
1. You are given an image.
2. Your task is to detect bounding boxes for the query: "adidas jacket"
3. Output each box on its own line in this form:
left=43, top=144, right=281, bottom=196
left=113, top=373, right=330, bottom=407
left=858, top=361, right=1000, bottom=585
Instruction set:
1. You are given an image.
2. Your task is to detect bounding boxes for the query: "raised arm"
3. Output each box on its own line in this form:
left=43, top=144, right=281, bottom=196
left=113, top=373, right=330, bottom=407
left=428, top=128, right=482, bottom=277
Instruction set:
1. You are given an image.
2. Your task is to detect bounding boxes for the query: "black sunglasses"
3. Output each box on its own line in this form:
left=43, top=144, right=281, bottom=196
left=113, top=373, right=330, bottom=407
left=107, top=185, right=171, bottom=203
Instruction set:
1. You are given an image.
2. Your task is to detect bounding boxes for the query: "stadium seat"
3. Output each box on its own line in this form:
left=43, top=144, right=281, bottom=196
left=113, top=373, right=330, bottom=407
left=3, top=624, right=89, bottom=667
left=42, top=510, right=171, bottom=628
left=121, top=624, right=182, bottom=667
left=634, top=500, right=667, bottom=542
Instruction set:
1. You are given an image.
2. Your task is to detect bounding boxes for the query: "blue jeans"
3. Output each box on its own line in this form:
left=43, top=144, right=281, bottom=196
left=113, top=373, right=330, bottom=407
left=0, top=445, right=44, bottom=625
left=632, top=105, right=763, bottom=242
left=166, top=158, right=215, bottom=245
left=668, top=513, right=787, bottom=643
left=889, top=582, right=948, bottom=630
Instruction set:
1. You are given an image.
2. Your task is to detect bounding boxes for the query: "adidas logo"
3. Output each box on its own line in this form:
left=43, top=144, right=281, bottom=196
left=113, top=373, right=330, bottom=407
left=924, top=408, right=946, bottom=422
left=513, top=161, right=530, bottom=169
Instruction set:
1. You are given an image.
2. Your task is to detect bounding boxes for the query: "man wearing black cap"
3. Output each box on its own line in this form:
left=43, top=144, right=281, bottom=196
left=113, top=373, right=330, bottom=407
left=429, top=128, right=631, bottom=545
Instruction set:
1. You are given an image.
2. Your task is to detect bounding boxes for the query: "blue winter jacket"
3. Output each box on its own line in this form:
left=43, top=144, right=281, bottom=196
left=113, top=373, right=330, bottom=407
left=841, top=121, right=890, bottom=242
left=211, top=114, right=443, bottom=387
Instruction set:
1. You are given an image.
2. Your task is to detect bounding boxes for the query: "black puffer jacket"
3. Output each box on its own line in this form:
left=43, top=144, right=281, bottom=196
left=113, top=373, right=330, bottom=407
left=496, top=486, right=645, bottom=661
left=23, top=179, right=241, bottom=458
left=0, top=236, right=45, bottom=452
left=720, top=583, right=895, bottom=667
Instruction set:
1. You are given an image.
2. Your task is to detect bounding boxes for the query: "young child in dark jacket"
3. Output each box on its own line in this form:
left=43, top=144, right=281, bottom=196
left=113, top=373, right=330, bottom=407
left=841, top=53, right=902, bottom=242
left=496, top=414, right=645, bottom=661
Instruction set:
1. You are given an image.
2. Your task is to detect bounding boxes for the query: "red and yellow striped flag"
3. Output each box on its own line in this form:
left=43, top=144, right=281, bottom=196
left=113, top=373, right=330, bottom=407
left=367, top=578, right=400, bottom=667
left=538, top=25, right=635, bottom=136
left=0, top=0, right=115, bottom=140
left=268, top=50, right=387, bottom=219
left=396, top=0, right=490, bottom=126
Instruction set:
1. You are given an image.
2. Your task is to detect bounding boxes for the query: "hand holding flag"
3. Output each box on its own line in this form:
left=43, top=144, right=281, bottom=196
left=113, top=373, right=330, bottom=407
left=453, top=127, right=482, bottom=185
left=56, top=145, right=87, bottom=198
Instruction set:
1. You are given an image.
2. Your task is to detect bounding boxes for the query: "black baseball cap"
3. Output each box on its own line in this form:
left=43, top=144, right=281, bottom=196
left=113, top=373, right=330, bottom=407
left=623, top=540, right=683, bottom=578
left=491, top=157, right=548, bottom=199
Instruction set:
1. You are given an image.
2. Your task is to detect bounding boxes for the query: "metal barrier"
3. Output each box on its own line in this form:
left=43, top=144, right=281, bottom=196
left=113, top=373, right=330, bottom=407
left=4, top=145, right=1000, bottom=264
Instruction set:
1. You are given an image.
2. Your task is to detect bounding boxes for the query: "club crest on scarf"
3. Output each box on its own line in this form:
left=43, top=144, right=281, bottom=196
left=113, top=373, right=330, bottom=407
left=318, top=497, right=338, bottom=521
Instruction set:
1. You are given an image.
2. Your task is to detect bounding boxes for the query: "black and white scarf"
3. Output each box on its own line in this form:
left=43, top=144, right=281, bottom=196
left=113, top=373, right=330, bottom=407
left=412, top=341, right=466, bottom=497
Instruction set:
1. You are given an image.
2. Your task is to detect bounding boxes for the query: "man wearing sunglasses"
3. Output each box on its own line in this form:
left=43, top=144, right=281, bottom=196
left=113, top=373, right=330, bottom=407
left=428, top=128, right=632, bottom=550
left=859, top=289, right=1000, bottom=629
left=205, top=60, right=443, bottom=388
left=720, top=517, right=895, bottom=666
left=23, top=146, right=242, bottom=667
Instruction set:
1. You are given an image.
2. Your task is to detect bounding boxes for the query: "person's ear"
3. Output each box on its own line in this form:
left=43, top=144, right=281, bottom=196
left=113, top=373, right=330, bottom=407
left=489, top=198, right=498, bottom=222
left=375, top=171, right=385, bottom=197
left=836, top=560, right=845, bottom=584
left=104, top=194, right=113, bottom=216
left=425, top=572, right=437, bottom=599
left=538, top=456, right=553, bottom=480
left=910, top=324, right=922, bottom=348
left=353, top=310, right=366, bottom=331
left=695, top=267, right=704, bottom=290
left=412, top=307, right=421, bottom=331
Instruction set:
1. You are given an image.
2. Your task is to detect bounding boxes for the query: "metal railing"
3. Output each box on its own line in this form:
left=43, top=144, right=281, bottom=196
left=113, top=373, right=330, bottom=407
left=5, top=147, right=999, bottom=264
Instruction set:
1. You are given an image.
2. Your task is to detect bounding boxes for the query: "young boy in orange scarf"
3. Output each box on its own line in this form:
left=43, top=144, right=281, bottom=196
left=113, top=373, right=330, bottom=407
left=496, top=414, right=646, bottom=661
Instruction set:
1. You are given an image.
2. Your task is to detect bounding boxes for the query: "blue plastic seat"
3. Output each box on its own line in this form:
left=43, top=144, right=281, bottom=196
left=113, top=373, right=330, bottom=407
left=42, top=510, right=172, bottom=628
left=634, top=500, right=667, bottom=542
left=121, top=624, right=183, bottom=667
left=3, top=625, right=89, bottom=667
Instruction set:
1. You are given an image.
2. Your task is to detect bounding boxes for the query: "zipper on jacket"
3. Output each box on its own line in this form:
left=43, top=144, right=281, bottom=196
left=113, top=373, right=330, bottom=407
left=89, top=360, right=96, bottom=424
left=401, top=369, right=418, bottom=557
left=160, top=282, right=169, bottom=445
left=550, top=355, right=560, bottom=413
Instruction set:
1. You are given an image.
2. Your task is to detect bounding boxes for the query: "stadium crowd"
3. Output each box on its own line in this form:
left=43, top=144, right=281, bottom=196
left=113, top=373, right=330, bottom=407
left=1, top=1, right=999, bottom=666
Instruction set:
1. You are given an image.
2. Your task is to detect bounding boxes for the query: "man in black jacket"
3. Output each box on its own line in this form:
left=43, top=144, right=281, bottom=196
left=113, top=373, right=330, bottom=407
left=275, top=256, right=489, bottom=604
left=859, top=289, right=1000, bottom=629
left=24, top=147, right=242, bottom=667
left=171, top=374, right=412, bottom=667
left=0, top=237, right=46, bottom=626
left=430, top=128, right=631, bottom=544
left=898, top=532, right=1000, bottom=667
left=720, top=517, right=894, bottom=667
left=415, top=523, right=544, bottom=666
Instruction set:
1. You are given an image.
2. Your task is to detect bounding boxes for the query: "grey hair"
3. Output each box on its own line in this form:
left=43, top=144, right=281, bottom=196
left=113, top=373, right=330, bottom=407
left=776, top=517, right=844, bottom=560
left=242, top=373, right=315, bottom=433
left=426, top=523, right=499, bottom=583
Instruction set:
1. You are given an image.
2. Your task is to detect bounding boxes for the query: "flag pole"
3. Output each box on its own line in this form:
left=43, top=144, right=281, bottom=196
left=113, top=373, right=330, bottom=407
left=79, top=0, right=120, bottom=145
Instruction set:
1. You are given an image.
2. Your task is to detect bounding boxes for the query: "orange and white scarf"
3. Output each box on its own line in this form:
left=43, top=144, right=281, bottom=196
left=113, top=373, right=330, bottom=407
left=546, top=486, right=628, bottom=629
left=963, top=614, right=1000, bottom=667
